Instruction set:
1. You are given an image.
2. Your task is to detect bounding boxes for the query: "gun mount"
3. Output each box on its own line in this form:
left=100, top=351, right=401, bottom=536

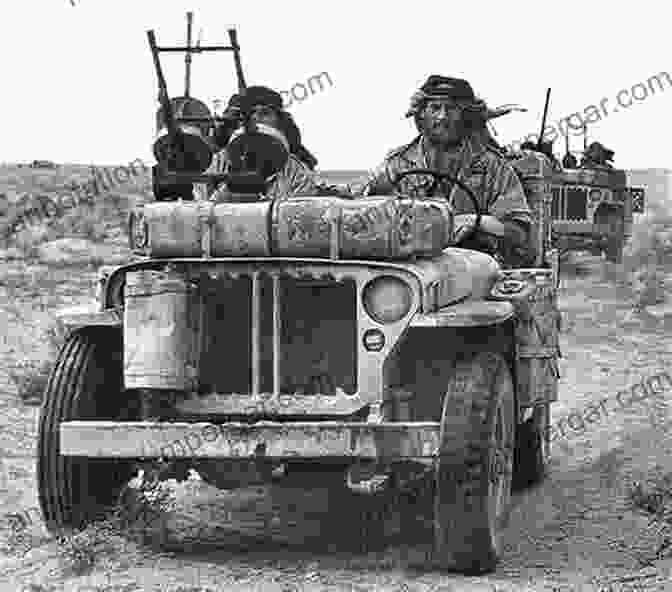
left=148, top=12, right=257, bottom=201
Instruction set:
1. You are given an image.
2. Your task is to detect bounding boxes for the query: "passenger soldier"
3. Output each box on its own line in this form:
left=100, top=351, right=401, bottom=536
left=562, top=151, right=578, bottom=169
left=201, top=85, right=321, bottom=200
left=580, top=141, right=615, bottom=170
left=347, top=75, right=535, bottom=264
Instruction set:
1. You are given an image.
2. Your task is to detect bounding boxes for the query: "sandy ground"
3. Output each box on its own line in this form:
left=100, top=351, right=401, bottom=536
left=1, top=255, right=672, bottom=591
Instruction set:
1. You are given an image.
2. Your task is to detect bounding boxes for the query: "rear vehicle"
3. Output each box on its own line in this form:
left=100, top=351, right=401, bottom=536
left=551, top=166, right=645, bottom=262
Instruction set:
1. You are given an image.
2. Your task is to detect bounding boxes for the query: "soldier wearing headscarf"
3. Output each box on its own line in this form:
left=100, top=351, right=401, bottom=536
left=348, top=75, right=534, bottom=262
left=202, top=85, right=321, bottom=200
left=213, top=88, right=318, bottom=169
left=580, top=141, right=615, bottom=170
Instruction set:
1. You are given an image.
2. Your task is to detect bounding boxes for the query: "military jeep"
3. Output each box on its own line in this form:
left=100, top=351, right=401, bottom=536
left=550, top=160, right=645, bottom=263
left=36, top=20, right=561, bottom=576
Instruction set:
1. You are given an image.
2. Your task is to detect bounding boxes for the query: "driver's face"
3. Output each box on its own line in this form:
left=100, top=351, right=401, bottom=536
left=419, top=99, right=468, bottom=146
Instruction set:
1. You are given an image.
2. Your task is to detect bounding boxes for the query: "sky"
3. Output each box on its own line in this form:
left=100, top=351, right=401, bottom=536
left=1, top=0, right=670, bottom=171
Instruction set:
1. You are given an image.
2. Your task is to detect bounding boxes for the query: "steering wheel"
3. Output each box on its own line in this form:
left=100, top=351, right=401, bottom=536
left=390, top=168, right=483, bottom=245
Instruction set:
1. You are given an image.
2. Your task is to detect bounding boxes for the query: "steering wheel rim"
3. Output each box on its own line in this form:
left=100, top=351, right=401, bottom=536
left=390, top=168, right=483, bottom=244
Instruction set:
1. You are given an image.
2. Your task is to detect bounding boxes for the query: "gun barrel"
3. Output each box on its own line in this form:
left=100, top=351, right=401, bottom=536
left=185, top=11, right=193, bottom=96
left=228, top=28, right=246, bottom=92
left=536, top=88, right=551, bottom=150
left=148, top=29, right=185, bottom=168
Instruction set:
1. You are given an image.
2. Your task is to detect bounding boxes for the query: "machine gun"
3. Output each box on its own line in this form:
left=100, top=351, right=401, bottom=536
left=148, top=13, right=284, bottom=201
left=536, top=88, right=551, bottom=153
left=147, top=29, right=191, bottom=174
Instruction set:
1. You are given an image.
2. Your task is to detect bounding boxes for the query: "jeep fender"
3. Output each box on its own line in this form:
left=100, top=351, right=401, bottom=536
left=410, top=300, right=515, bottom=328
left=54, top=304, right=122, bottom=339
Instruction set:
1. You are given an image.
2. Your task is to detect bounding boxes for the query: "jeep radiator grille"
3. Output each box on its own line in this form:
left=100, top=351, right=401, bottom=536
left=565, top=187, right=588, bottom=220
left=551, top=185, right=588, bottom=221
left=551, top=186, right=562, bottom=219
left=198, top=272, right=358, bottom=396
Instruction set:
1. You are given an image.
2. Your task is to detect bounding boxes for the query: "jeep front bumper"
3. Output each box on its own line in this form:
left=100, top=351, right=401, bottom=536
left=60, top=421, right=441, bottom=462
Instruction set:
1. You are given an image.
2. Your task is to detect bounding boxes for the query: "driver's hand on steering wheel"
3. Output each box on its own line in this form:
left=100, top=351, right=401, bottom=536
left=453, top=214, right=479, bottom=243
left=454, top=214, right=505, bottom=242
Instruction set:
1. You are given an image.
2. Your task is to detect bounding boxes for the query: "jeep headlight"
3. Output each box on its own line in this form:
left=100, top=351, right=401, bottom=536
left=362, top=276, right=412, bottom=324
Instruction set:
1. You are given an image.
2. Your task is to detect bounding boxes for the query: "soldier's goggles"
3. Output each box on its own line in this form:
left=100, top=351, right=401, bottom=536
left=423, top=100, right=465, bottom=115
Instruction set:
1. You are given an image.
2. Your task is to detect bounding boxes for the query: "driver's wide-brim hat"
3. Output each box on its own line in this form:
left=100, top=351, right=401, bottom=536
left=419, top=76, right=476, bottom=101
left=406, top=75, right=525, bottom=121
left=406, top=75, right=484, bottom=118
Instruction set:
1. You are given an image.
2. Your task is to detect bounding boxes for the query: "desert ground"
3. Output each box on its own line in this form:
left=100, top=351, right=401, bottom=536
left=0, top=165, right=671, bottom=591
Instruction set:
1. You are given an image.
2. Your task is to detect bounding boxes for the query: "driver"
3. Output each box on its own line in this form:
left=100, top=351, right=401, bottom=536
left=348, top=75, right=534, bottom=262
left=199, top=85, right=320, bottom=200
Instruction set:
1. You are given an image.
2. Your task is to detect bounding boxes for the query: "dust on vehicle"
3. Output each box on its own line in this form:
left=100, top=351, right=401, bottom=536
left=37, top=14, right=562, bottom=576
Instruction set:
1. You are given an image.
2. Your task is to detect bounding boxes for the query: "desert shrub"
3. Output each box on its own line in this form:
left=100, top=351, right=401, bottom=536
left=0, top=508, right=51, bottom=558
left=9, top=324, right=65, bottom=405
left=46, top=189, right=135, bottom=243
left=627, top=213, right=672, bottom=269
left=0, top=203, right=26, bottom=244
left=630, top=474, right=672, bottom=516
left=0, top=163, right=137, bottom=248
left=0, top=515, right=34, bottom=556
left=50, top=203, right=109, bottom=243
left=623, top=195, right=672, bottom=309
left=629, top=474, right=672, bottom=559
left=0, top=197, right=58, bottom=252
left=12, top=224, right=50, bottom=259
left=1, top=192, right=131, bottom=247
left=0, top=220, right=15, bottom=247
left=93, top=193, right=132, bottom=230
left=49, top=474, right=177, bottom=578
left=113, top=475, right=176, bottom=547
left=56, top=519, right=121, bottom=577
left=9, top=359, right=53, bottom=405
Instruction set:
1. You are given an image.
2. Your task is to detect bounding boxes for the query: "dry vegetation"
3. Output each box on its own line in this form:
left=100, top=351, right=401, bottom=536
left=9, top=325, right=63, bottom=405
left=629, top=473, right=672, bottom=560
left=0, top=163, right=149, bottom=404
left=0, top=163, right=150, bottom=259
left=1, top=165, right=671, bottom=590
left=623, top=190, right=672, bottom=309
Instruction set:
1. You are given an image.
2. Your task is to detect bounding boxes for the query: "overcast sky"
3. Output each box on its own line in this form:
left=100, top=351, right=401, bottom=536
left=2, top=1, right=670, bottom=171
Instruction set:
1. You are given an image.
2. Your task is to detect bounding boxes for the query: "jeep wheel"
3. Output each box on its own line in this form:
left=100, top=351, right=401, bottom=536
left=38, top=329, right=138, bottom=533
left=433, top=352, right=514, bottom=574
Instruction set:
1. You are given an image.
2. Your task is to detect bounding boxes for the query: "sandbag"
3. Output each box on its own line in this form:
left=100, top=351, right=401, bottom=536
left=132, top=196, right=454, bottom=260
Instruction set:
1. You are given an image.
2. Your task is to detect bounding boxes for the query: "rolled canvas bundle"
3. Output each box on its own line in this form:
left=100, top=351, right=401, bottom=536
left=132, top=196, right=454, bottom=260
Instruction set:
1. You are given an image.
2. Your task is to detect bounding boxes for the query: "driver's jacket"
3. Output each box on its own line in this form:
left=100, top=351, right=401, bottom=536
left=347, top=131, right=532, bottom=231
